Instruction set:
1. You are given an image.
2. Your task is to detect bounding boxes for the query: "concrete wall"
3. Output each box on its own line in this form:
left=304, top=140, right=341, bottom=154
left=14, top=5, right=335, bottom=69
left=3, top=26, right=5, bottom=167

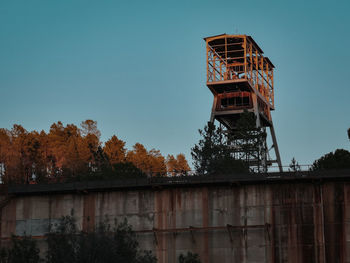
left=1, top=180, right=349, bottom=263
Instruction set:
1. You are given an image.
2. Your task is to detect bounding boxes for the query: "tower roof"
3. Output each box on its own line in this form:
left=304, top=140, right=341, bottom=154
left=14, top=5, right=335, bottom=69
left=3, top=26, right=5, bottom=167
left=203, top=34, right=274, bottom=68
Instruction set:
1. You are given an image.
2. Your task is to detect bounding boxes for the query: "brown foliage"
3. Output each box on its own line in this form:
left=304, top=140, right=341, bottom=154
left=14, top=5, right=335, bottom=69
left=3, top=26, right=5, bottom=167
left=166, top=154, right=191, bottom=176
left=0, top=120, right=190, bottom=183
left=126, top=143, right=167, bottom=176
left=104, top=135, right=126, bottom=164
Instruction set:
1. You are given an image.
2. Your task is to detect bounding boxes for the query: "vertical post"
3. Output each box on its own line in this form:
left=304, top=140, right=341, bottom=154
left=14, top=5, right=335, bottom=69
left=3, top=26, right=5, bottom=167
left=251, top=93, right=261, bottom=128
left=271, top=69, right=274, bottom=107
left=261, top=127, right=268, bottom=172
left=251, top=93, right=266, bottom=172
left=83, top=194, right=96, bottom=232
left=244, top=36, right=247, bottom=78
left=249, top=42, right=253, bottom=82
left=255, top=49, right=259, bottom=89
left=260, top=56, right=264, bottom=97
left=213, top=55, right=216, bottom=81
left=210, top=96, right=217, bottom=123
left=269, top=123, right=283, bottom=172
left=266, top=63, right=270, bottom=103
left=224, top=36, right=228, bottom=80
left=220, top=62, right=222, bottom=81
left=225, top=36, right=227, bottom=64
left=206, top=42, right=209, bottom=82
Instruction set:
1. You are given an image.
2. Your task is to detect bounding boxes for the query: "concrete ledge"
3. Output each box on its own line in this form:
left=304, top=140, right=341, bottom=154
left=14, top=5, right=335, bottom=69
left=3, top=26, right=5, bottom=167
left=7, top=169, right=350, bottom=195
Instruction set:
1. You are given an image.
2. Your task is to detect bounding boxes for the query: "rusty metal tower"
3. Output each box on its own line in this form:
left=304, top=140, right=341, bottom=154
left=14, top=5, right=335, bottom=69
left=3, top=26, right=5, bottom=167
left=204, top=34, right=282, bottom=172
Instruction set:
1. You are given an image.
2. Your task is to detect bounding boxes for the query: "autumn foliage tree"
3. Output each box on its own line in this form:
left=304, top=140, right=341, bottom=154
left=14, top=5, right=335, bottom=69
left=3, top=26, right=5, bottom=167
left=0, top=120, right=190, bottom=183
left=166, top=154, right=191, bottom=176
left=126, top=144, right=167, bottom=177
left=104, top=135, right=127, bottom=164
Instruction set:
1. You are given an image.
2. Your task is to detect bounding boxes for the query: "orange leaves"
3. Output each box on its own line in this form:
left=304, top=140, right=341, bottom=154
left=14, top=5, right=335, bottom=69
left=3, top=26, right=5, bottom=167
left=166, top=153, right=191, bottom=176
left=126, top=143, right=167, bottom=176
left=0, top=120, right=191, bottom=183
left=104, top=135, right=126, bottom=164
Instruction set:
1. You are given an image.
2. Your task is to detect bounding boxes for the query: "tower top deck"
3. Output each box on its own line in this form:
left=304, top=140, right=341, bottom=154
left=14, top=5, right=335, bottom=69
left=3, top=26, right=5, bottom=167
left=204, top=34, right=275, bottom=110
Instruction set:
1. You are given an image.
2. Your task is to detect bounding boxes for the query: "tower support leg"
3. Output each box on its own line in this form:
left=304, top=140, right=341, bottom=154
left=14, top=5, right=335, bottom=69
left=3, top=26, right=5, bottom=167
left=210, top=96, right=217, bottom=123
left=269, top=123, right=283, bottom=172
left=251, top=93, right=261, bottom=127
left=252, top=93, right=267, bottom=172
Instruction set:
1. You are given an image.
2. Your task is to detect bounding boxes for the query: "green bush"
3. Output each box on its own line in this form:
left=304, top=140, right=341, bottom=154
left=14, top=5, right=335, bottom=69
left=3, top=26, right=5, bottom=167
left=0, top=236, right=41, bottom=263
left=46, top=217, right=156, bottom=263
left=0, top=217, right=156, bottom=263
left=178, top=252, right=201, bottom=263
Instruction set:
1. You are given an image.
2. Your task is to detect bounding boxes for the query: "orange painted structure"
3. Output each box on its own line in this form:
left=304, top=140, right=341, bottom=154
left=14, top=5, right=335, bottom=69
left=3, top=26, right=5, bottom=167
left=204, top=34, right=282, bottom=171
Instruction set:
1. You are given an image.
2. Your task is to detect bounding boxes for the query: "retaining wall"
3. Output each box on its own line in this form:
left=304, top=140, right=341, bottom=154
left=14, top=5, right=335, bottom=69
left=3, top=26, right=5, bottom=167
left=1, top=174, right=350, bottom=263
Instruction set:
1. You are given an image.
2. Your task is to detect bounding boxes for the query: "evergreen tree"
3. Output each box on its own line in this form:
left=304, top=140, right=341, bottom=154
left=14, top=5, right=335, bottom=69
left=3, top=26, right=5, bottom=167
left=289, top=157, right=301, bottom=172
left=311, top=149, right=350, bottom=171
left=191, top=122, right=248, bottom=175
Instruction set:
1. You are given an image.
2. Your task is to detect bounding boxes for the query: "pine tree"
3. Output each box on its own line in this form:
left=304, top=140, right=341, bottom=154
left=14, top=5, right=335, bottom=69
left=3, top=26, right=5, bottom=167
left=191, top=122, right=248, bottom=175
left=104, top=135, right=127, bottom=165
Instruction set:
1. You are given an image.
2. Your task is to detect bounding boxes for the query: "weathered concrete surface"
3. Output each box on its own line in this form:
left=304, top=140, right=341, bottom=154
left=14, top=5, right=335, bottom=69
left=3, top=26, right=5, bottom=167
left=2, top=177, right=350, bottom=263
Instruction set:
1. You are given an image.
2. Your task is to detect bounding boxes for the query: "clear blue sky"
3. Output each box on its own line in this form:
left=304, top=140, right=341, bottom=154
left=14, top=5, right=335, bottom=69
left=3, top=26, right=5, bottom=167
left=1, top=0, right=349, bottom=167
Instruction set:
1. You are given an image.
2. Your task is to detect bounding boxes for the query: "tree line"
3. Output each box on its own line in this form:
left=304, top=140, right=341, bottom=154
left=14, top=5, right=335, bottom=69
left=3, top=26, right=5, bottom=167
left=0, top=120, right=190, bottom=184
left=0, top=117, right=348, bottom=184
